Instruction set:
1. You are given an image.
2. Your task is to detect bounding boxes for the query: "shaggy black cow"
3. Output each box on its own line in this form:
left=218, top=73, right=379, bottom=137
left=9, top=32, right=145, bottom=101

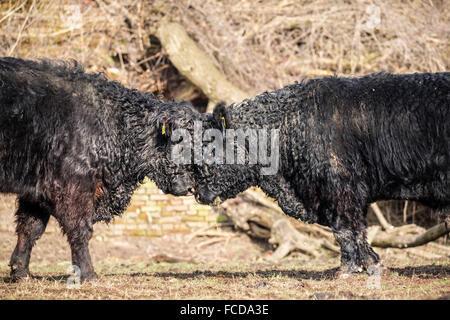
left=0, top=57, right=194, bottom=281
left=167, top=72, right=450, bottom=274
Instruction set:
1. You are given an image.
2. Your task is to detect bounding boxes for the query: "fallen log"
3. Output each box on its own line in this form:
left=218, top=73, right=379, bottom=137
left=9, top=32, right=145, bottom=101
left=369, top=222, right=449, bottom=249
left=221, top=193, right=449, bottom=260
left=220, top=194, right=340, bottom=261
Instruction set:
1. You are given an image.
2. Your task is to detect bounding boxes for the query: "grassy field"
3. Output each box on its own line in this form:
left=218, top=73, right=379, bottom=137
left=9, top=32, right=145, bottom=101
left=1, top=258, right=449, bottom=300
left=1, top=196, right=449, bottom=300
left=0, top=219, right=449, bottom=300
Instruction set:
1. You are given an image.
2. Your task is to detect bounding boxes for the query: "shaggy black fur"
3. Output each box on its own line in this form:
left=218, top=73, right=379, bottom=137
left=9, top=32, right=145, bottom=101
left=168, top=72, right=450, bottom=274
left=0, top=57, right=195, bottom=281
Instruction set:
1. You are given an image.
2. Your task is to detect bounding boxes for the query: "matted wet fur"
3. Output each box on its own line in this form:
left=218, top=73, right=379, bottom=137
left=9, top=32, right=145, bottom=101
left=167, top=72, right=450, bottom=274
left=0, top=57, right=194, bottom=281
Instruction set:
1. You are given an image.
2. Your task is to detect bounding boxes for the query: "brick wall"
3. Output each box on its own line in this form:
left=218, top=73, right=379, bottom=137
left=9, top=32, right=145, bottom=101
left=109, top=178, right=220, bottom=237
left=0, top=179, right=221, bottom=237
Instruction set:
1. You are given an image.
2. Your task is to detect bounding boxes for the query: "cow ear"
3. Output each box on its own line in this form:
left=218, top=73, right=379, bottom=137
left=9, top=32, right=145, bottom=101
left=213, top=101, right=228, bottom=131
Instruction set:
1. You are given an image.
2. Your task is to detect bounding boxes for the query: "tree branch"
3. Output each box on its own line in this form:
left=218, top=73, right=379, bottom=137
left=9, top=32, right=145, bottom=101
left=157, top=22, right=249, bottom=111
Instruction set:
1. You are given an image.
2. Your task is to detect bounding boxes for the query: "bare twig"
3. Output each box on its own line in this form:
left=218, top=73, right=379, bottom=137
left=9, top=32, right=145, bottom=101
left=403, top=200, right=408, bottom=223
left=8, top=0, right=35, bottom=56
left=196, top=236, right=235, bottom=250
left=370, top=202, right=394, bottom=230
left=0, top=0, right=26, bottom=25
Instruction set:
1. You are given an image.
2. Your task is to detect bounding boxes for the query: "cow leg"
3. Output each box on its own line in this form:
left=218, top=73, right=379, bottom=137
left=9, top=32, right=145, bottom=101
left=330, top=188, right=380, bottom=275
left=9, top=198, right=50, bottom=281
left=260, top=175, right=311, bottom=222
left=54, top=190, right=98, bottom=282
left=332, top=224, right=380, bottom=275
left=65, top=220, right=97, bottom=282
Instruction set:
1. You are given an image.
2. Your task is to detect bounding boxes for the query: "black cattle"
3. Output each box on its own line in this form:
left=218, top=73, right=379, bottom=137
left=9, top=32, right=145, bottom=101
left=167, top=72, right=450, bottom=274
left=0, top=57, right=193, bottom=281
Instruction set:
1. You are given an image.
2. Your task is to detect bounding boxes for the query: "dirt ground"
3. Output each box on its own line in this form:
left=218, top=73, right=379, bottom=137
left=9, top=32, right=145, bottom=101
left=0, top=197, right=449, bottom=300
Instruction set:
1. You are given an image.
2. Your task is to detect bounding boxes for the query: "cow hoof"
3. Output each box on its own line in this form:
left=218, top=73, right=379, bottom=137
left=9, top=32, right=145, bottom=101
left=367, top=263, right=389, bottom=277
left=336, top=262, right=388, bottom=279
left=81, top=271, right=98, bottom=283
left=336, top=270, right=360, bottom=279
left=335, top=269, right=355, bottom=279
left=335, top=265, right=365, bottom=279
left=10, top=268, right=31, bottom=282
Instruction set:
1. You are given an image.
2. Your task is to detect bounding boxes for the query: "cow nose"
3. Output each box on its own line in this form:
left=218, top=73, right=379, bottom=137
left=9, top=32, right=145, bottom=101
left=195, top=188, right=219, bottom=205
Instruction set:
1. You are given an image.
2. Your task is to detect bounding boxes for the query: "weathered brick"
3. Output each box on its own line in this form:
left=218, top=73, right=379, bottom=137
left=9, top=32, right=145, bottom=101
left=181, top=216, right=205, bottom=222
left=140, top=206, right=161, bottom=213
left=196, top=209, right=212, bottom=216
left=138, top=212, right=148, bottom=220
left=175, top=229, right=191, bottom=234
left=147, top=211, right=161, bottom=218
left=160, top=210, right=173, bottom=217
left=173, top=210, right=190, bottom=216
left=128, top=200, right=147, bottom=207
left=143, top=183, right=157, bottom=189
left=123, top=211, right=139, bottom=218
left=185, top=221, right=209, bottom=229
left=171, top=224, right=191, bottom=233
left=151, top=217, right=160, bottom=224
left=146, top=229, right=162, bottom=237
left=205, top=215, right=220, bottom=222
left=191, top=204, right=211, bottom=211
left=112, top=219, right=135, bottom=225
left=164, top=205, right=189, bottom=212
left=159, top=216, right=180, bottom=224
left=125, top=229, right=146, bottom=236
left=133, top=219, right=150, bottom=227
left=131, top=195, right=149, bottom=201
left=131, top=224, right=146, bottom=230
left=133, top=187, right=147, bottom=195
left=150, top=194, right=172, bottom=201
left=149, top=224, right=161, bottom=230
left=126, top=205, right=141, bottom=213
left=182, top=197, right=197, bottom=205
left=163, top=227, right=190, bottom=234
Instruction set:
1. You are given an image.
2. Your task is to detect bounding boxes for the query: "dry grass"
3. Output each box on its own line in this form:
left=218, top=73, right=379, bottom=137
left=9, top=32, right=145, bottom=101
left=0, top=0, right=170, bottom=92
left=1, top=201, right=449, bottom=300
left=1, top=258, right=449, bottom=300
left=1, top=0, right=448, bottom=95
left=175, top=0, right=449, bottom=94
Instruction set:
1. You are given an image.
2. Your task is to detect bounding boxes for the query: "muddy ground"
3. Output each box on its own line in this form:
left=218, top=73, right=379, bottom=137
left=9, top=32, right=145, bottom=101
left=0, top=197, right=448, bottom=300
